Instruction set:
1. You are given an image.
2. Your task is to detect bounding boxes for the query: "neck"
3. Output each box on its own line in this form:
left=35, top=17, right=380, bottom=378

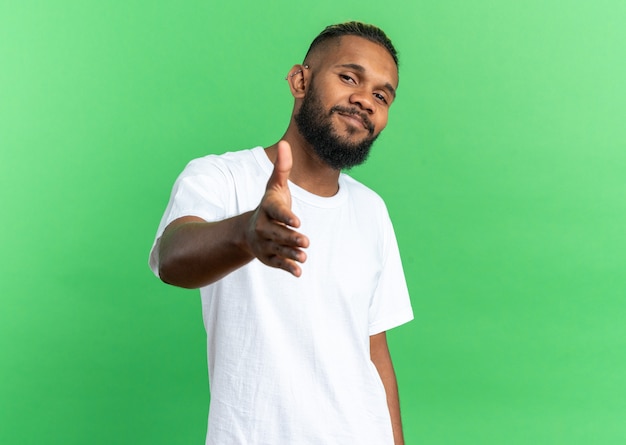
left=266, top=122, right=341, bottom=197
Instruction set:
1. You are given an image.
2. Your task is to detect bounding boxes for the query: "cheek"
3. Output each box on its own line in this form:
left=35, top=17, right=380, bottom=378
left=375, top=113, right=389, bottom=132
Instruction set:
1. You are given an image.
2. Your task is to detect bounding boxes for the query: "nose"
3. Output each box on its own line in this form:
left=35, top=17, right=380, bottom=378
left=349, top=90, right=374, bottom=114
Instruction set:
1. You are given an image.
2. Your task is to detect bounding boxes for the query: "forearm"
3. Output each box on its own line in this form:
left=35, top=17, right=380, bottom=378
left=370, top=332, right=405, bottom=445
left=381, top=366, right=404, bottom=445
left=157, top=213, right=255, bottom=289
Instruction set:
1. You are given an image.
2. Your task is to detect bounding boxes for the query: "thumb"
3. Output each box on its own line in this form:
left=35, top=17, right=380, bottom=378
left=268, top=140, right=292, bottom=189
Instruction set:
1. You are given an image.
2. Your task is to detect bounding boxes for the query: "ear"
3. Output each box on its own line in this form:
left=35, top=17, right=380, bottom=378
left=285, top=64, right=309, bottom=98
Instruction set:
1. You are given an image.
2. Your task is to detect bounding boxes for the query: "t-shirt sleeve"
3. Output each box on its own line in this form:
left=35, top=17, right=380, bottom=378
left=148, top=156, right=231, bottom=276
left=368, top=212, right=414, bottom=335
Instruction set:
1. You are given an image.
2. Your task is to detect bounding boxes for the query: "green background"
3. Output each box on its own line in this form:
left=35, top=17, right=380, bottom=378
left=2, top=1, right=625, bottom=444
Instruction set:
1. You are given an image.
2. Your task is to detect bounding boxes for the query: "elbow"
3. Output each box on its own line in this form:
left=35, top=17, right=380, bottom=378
left=157, top=249, right=199, bottom=290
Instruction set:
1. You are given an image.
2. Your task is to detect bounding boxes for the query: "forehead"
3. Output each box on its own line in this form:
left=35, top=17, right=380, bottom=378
left=313, top=35, right=399, bottom=88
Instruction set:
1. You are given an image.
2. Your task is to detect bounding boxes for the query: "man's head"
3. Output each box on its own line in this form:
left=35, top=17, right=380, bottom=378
left=303, top=22, right=399, bottom=69
left=288, top=22, right=399, bottom=170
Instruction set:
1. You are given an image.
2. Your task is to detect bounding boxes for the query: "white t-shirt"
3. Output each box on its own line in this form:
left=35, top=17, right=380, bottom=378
left=150, top=147, right=413, bottom=445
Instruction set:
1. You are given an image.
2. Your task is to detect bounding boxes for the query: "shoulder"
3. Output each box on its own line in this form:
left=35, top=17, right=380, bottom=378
left=340, top=173, right=387, bottom=210
left=183, top=147, right=263, bottom=176
left=174, top=147, right=269, bottom=189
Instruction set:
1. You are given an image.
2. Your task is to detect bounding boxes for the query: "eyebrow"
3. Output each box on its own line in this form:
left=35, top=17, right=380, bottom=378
left=337, top=63, right=397, bottom=98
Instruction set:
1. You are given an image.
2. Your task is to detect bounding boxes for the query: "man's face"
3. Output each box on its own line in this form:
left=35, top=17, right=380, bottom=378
left=294, top=35, right=398, bottom=170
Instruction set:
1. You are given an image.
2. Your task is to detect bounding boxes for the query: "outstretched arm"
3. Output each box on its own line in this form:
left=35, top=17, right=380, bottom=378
left=370, top=331, right=405, bottom=445
left=157, top=141, right=309, bottom=289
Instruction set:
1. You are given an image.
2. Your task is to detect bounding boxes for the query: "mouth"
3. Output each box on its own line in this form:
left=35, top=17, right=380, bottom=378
left=338, top=112, right=367, bottom=129
left=331, top=108, right=374, bottom=134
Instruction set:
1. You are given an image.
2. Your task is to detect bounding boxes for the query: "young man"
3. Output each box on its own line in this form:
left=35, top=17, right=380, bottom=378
left=149, top=22, right=413, bottom=445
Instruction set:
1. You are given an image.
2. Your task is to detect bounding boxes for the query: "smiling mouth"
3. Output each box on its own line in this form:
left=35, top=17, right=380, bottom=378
left=338, top=112, right=367, bottom=129
left=331, top=108, right=374, bottom=134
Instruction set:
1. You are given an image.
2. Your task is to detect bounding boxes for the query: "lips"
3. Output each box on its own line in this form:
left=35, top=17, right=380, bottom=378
left=331, top=106, right=374, bottom=133
left=338, top=112, right=367, bottom=129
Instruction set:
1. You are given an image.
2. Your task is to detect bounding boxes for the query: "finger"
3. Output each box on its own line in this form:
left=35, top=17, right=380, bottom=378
left=266, top=256, right=304, bottom=278
left=271, top=243, right=308, bottom=263
left=263, top=196, right=301, bottom=228
left=255, top=238, right=307, bottom=275
left=267, top=140, right=292, bottom=191
left=255, top=221, right=309, bottom=249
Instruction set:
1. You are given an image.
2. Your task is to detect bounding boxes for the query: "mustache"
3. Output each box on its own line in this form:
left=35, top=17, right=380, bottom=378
left=329, top=106, right=375, bottom=134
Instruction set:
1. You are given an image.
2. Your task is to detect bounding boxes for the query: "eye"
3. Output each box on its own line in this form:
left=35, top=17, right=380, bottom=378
left=340, top=74, right=356, bottom=84
left=374, top=92, right=388, bottom=104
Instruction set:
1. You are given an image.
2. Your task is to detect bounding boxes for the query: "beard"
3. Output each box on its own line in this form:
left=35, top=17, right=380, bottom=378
left=294, top=82, right=379, bottom=170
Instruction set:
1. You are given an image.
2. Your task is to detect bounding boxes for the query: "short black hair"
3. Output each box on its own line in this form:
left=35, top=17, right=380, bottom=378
left=304, top=21, right=399, bottom=68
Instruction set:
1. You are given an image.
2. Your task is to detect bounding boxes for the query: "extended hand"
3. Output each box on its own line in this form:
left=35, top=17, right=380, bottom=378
left=245, top=141, right=309, bottom=276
